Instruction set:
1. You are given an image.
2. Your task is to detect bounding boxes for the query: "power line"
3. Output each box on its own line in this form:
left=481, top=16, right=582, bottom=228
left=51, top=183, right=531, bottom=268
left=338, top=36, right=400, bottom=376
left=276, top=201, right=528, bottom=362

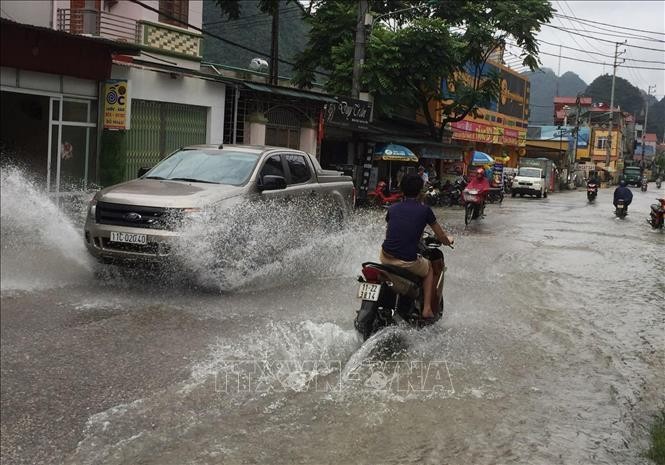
left=203, top=6, right=302, bottom=27
left=548, top=23, right=665, bottom=44
left=127, top=0, right=330, bottom=77
left=554, top=1, right=609, bottom=61
left=542, top=24, right=665, bottom=52
left=534, top=48, right=664, bottom=71
left=554, top=9, right=665, bottom=44
left=552, top=12, right=665, bottom=36
left=508, top=38, right=665, bottom=65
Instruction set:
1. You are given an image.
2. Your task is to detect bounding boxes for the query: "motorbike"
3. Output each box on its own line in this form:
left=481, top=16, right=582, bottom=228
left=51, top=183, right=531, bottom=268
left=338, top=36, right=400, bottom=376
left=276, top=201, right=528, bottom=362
left=486, top=187, right=504, bottom=204
left=367, top=181, right=403, bottom=207
left=586, top=182, right=598, bottom=202
left=463, top=188, right=485, bottom=225
left=504, top=175, right=514, bottom=194
left=656, top=178, right=662, bottom=189
left=615, top=198, right=627, bottom=218
left=648, top=198, right=665, bottom=230
left=443, top=176, right=467, bottom=206
left=354, top=233, right=450, bottom=341
left=641, top=178, right=648, bottom=192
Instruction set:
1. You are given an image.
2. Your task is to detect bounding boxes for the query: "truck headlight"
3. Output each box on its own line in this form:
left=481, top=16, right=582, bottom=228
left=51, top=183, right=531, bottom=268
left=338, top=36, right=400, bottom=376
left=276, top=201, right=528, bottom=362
left=87, top=198, right=97, bottom=218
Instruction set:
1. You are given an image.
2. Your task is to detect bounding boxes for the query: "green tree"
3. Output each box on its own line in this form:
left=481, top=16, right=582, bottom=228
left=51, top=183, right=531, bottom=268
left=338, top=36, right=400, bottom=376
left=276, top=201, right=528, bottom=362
left=292, top=0, right=553, bottom=141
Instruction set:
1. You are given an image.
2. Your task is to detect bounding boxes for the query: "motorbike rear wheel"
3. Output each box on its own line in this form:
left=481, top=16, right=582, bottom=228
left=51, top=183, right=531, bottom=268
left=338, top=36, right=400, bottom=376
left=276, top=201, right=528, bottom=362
left=355, top=300, right=378, bottom=341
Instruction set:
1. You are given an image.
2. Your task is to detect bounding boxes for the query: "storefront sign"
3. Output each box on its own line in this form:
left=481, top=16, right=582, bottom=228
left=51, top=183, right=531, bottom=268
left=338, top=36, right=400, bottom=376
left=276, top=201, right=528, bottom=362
left=451, top=121, right=523, bottom=147
left=103, top=79, right=130, bottom=130
left=420, top=146, right=463, bottom=161
left=324, top=97, right=372, bottom=130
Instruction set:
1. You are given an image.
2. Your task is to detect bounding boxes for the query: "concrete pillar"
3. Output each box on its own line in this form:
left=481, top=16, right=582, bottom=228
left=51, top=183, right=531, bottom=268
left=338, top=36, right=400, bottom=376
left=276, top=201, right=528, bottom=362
left=247, top=112, right=267, bottom=146
left=299, top=125, right=317, bottom=156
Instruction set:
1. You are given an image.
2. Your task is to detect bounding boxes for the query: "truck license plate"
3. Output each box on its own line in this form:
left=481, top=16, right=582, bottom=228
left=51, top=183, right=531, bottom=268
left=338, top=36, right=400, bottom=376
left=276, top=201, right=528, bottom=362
left=357, top=283, right=380, bottom=301
left=110, top=231, right=147, bottom=245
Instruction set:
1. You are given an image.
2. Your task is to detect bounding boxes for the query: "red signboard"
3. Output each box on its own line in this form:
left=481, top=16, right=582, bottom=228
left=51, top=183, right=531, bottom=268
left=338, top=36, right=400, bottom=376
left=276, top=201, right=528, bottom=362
left=451, top=120, right=523, bottom=147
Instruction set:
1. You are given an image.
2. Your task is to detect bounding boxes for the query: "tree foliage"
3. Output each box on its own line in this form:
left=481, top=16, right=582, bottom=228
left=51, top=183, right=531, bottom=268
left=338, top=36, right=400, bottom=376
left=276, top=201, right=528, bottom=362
left=292, top=0, right=553, bottom=140
left=584, top=75, right=645, bottom=116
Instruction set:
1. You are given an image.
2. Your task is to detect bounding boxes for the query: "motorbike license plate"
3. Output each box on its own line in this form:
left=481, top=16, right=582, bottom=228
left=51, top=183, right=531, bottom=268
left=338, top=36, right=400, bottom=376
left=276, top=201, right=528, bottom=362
left=357, top=283, right=381, bottom=301
left=110, top=231, right=147, bottom=245
left=617, top=205, right=624, bottom=209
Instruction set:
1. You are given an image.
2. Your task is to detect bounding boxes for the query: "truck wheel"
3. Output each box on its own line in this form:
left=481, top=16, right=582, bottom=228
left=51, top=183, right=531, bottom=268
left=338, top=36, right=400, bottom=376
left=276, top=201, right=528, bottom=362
left=536, top=191, right=542, bottom=199
left=511, top=192, right=516, bottom=198
left=543, top=190, right=548, bottom=198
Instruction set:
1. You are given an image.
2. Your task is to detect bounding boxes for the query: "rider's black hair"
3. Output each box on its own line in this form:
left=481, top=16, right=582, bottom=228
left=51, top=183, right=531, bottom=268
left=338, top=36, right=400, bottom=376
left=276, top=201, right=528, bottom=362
left=401, top=173, right=423, bottom=197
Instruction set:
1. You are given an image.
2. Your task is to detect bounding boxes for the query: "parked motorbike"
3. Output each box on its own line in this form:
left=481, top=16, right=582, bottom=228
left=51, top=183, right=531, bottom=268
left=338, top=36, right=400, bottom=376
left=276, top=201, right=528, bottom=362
left=354, top=233, right=451, bottom=341
left=648, top=198, right=665, bottom=230
left=486, top=187, right=504, bottom=204
left=463, top=188, right=485, bottom=225
left=641, top=178, right=648, bottom=192
left=615, top=198, right=627, bottom=218
left=367, top=181, right=403, bottom=207
left=504, top=175, right=514, bottom=194
left=443, top=176, right=467, bottom=206
left=586, top=182, right=598, bottom=202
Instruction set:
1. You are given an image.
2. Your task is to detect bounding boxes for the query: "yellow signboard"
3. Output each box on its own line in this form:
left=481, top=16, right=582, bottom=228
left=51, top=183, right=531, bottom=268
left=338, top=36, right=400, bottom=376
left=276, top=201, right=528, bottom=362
left=103, top=79, right=129, bottom=130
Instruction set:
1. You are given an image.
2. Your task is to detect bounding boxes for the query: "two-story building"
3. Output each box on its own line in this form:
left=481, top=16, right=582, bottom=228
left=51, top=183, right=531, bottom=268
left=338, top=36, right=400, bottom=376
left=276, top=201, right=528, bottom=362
left=1, top=0, right=228, bottom=190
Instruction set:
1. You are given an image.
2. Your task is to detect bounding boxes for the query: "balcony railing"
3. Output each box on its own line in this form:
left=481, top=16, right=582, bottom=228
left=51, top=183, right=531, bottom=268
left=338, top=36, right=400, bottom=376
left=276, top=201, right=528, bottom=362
left=56, top=9, right=202, bottom=58
left=57, top=8, right=140, bottom=43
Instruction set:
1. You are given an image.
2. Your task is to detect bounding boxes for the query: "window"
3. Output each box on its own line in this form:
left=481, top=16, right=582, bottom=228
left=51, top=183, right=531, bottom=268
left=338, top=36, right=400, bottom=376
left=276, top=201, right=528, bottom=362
left=285, top=154, right=311, bottom=184
left=159, top=0, right=189, bottom=27
left=260, top=155, right=285, bottom=179
left=595, top=137, right=608, bottom=149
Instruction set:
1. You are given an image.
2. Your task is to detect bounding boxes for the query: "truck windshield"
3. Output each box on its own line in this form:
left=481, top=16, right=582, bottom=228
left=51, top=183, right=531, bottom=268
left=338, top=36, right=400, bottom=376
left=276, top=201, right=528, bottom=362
left=518, top=168, right=542, bottom=178
left=144, top=150, right=260, bottom=186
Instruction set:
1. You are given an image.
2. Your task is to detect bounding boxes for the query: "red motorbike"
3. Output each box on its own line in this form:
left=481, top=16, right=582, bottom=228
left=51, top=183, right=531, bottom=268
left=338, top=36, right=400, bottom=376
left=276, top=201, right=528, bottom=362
left=367, top=181, right=403, bottom=207
left=648, top=198, right=665, bottom=230
left=462, top=188, right=485, bottom=225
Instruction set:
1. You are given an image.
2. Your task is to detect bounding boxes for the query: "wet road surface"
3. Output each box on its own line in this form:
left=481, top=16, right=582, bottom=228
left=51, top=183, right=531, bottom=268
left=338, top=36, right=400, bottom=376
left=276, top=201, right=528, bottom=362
left=1, top=175, right=664, bottom=465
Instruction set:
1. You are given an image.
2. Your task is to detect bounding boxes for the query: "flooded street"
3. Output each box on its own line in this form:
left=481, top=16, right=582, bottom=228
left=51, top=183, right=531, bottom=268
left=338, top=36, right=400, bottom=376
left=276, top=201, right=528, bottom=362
left=1, top=172, right=664, bottom=465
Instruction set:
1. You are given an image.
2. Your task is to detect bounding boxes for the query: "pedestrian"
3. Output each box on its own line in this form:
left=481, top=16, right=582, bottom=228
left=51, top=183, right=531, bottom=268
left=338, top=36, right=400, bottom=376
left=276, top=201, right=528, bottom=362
left=418, top=165, right=429, bottom=185
left=396, top=167, right=405, bottom=189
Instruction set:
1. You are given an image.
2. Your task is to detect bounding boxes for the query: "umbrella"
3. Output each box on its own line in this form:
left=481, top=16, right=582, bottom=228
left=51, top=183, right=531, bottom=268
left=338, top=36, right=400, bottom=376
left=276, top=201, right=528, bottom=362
left=471, top=150, right=495, bottom=165
left=373, top=144, right=419, bottom=162
left=373, top=144, right=419, bottom=190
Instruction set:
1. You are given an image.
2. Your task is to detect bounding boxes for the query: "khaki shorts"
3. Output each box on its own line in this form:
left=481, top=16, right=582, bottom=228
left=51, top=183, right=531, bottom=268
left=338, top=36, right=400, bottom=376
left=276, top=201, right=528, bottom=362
left=379, top=248, right=430, bottom=278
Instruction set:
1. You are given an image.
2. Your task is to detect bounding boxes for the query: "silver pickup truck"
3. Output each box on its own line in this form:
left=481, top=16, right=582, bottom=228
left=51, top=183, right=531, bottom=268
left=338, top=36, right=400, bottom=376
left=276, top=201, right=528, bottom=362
left=84, top=145, right=355, bottom=262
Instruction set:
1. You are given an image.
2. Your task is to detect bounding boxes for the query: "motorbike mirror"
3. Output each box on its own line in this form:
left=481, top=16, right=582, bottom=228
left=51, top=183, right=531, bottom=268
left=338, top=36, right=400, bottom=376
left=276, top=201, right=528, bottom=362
left=259, top=175, right=287, bottom=191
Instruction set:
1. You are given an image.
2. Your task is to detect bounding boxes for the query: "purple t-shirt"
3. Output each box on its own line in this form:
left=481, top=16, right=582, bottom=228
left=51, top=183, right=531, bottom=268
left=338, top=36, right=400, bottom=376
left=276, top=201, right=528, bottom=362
left=381, top=198, right=436, bottom=261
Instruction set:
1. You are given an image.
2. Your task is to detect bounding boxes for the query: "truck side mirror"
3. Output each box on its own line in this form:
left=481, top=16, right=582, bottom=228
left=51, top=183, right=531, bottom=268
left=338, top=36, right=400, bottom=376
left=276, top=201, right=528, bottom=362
left=542, top=173, right=546, bottom=178
left=137, top=167, right=151, bottom=178
left=259, top=175, right=287, bottom=191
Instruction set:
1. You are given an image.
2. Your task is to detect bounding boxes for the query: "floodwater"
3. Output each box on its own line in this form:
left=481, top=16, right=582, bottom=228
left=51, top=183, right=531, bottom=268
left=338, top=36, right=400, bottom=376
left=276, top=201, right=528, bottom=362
left=1, top=166, right=664, bottom=465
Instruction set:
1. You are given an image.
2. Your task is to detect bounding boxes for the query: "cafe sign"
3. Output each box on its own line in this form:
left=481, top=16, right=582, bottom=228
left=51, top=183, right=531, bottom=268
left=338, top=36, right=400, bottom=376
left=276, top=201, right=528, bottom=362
left=103, top=79, right=130, bottom=130
left=324, top=97, right=372, bottom=130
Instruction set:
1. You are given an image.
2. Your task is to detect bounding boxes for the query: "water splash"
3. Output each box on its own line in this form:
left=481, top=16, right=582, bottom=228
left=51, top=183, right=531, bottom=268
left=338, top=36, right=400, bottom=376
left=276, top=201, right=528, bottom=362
left=0, top=164, right=93, bottom=292
left=171, top=200, right=385, bottom=291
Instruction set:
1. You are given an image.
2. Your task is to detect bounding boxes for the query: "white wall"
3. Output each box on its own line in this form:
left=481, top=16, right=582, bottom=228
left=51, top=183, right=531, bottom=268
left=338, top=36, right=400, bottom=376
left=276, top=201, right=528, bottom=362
left=108, top=0, right=202, bottom=29
left=1, top=0, right=53, bottom=28
left=111, top=64, right=225, bottom=144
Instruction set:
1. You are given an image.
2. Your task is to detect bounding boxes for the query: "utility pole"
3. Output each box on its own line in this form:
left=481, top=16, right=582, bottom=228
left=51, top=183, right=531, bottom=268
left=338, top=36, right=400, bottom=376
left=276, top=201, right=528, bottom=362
left=269, top=2, right=280, bottom=86
left=351, top=0, right=369, bottom=99
left=641, top=84, right=656, bottom=167
left=605, top=41, right=626, bottom=167
left=572, top=93, right=582, bottom=169
left=556, top=45, right=562, bottom=97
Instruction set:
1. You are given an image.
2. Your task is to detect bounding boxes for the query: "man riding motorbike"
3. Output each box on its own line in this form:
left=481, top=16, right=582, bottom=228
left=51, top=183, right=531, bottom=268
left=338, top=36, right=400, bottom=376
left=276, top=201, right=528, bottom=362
left=613, top=179, right=633, bottom=212
left=380, top=174, right=454, bottom=319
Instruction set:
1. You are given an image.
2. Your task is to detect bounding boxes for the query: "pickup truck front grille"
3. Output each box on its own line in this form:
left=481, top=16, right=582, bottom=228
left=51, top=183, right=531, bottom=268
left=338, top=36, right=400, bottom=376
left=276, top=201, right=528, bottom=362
left=96, top=202, right=178, bottom=230
left=100, top=238, right=171, bottom=256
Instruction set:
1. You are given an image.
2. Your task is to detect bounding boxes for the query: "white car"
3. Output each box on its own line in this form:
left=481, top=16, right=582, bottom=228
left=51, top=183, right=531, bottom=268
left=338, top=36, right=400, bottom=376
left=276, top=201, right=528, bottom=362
left=511, top=167, right=548, bottom=198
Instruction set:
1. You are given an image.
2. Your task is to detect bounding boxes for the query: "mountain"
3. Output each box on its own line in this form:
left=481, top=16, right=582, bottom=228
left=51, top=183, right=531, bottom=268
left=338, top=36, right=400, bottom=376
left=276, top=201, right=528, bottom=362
left=584, top=75, right=645, bottom=116
left=524, top=68, right=587, bottom=125
left=646, top=97, right=664, bottom=142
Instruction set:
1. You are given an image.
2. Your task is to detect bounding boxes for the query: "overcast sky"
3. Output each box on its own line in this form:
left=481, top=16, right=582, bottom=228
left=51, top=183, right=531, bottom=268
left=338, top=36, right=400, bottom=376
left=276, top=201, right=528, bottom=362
left=507, top=1, right=665, bottom=97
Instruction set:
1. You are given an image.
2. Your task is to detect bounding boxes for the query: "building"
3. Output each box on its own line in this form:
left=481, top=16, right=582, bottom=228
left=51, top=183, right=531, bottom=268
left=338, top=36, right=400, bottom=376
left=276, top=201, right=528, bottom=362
left=553, top=96, right=592, bottom=126
left=2, top=0, right=228, bottom=190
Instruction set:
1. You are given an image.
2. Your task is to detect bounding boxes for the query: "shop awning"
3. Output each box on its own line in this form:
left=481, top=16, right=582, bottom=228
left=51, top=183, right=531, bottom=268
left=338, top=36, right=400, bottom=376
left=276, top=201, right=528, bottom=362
left=243, top=82, right=337, bottom=103
left=373, top=143, right=419, bottom=162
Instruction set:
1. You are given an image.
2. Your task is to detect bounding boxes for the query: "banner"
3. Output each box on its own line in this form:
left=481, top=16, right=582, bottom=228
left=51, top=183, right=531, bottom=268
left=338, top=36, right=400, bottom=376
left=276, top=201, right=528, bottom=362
left=324, top=97, right=372, bottom=130
left=103, top=79, right=130, bottom=130
left=451, top=120, right=522, bottom=147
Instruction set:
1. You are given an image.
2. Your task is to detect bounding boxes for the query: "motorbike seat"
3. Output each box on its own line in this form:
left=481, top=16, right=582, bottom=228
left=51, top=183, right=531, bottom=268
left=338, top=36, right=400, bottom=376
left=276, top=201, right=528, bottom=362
left=361, top=261, right=422, bottom=284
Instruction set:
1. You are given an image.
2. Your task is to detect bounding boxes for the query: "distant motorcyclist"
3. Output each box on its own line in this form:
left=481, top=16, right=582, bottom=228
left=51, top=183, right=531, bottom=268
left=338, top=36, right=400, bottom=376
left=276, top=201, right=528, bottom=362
left=613, top=179, right=633, bottom=210
left=587, top=171, right=600, bottom=186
